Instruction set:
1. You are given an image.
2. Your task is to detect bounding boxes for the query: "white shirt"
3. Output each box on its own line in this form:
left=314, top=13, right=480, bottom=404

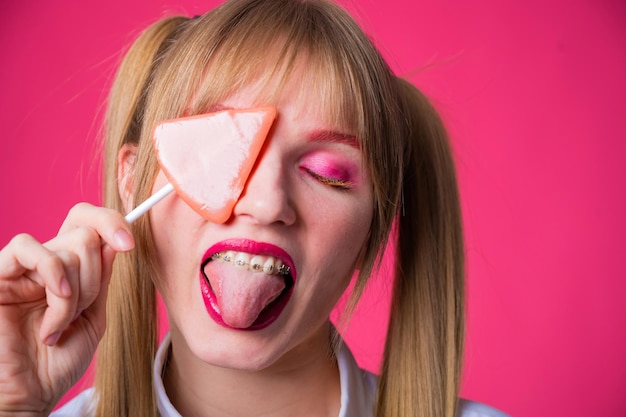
left=53, top=333, right=509, bottom=416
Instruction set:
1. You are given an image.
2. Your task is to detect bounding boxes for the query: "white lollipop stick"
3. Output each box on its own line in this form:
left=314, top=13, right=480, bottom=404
left=124, top=183, right=175, bottom=224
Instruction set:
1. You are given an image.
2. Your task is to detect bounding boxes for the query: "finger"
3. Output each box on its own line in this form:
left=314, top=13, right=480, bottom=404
left=38, top=250, right=80, bottom=345
left=47, top=227, right=103, bottom=313
left=58, top=203, right=135, bottom=252
left=81, top=244, right=118, bottom=339
left=0, top=234, right=71, bottom=301
left=100, top=242, right=117, bottom=289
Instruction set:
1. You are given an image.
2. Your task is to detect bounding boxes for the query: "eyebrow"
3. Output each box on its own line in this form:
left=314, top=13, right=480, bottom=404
left=206, top=104, right=231, bottom=113
left=205, top=105, right=360, bottom=150
left=307, top=129, right=360, bottom=149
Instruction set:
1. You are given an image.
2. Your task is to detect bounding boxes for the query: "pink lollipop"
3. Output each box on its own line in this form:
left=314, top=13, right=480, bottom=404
left=124, top=107, right=276, bottom=223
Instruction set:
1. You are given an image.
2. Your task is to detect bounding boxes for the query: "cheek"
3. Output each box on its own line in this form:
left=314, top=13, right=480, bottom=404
left=152, top=171, right=170, bottom=191
left=149, top=172, right=202, bottom=283
left=305, top=202, right=372, bottom=299
left=148, top=171, right=173, bottom=243
left=301, top=180, right=374, bottom=270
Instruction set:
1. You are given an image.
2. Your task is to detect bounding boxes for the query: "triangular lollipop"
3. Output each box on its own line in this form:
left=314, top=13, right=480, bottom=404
left=153, top=107, right=276, bottom=223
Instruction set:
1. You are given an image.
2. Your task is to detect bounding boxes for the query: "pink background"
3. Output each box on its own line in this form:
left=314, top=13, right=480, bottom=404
left=1, top=0, right=625, bottom=415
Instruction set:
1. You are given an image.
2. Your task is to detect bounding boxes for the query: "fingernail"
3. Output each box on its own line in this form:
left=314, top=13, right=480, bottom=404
left=113, top=229, right=134, bottom=251
left=44, top=331, right=61, bottom=346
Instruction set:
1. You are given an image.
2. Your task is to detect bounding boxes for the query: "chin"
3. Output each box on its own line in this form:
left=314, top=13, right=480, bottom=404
left=199, top=341, right=285, bottom=372
left=175, top=320, right=289, bottom=372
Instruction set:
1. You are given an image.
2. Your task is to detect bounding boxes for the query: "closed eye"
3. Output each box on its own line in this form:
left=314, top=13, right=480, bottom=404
left=304, top=168, right=352, bottom=190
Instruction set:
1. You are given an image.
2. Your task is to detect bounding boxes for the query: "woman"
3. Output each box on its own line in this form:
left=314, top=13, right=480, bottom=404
left=0, top=0, right=508, bottom=416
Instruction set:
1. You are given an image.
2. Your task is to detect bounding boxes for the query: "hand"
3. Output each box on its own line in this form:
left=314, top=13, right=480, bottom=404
left=0, top=203, right=134, bottom=416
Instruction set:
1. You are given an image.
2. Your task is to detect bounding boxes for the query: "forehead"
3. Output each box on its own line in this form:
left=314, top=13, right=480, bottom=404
left=188, top=45, right=359, bottom=137
left=220, top=69, right=350, bottom=132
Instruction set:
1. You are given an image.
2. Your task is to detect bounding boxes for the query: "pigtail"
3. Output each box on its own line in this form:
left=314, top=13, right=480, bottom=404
left=97, top=16, right=191, bottom=417
left=376, top=78, right=465, bottom=417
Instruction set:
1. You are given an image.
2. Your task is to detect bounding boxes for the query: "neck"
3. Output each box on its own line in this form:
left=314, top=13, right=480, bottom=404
left=163, top=323, right=341, bottom=417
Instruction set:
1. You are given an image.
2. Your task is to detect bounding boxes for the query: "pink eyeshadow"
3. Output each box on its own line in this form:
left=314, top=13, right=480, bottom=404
left=302, top=153, right=360, bottom=185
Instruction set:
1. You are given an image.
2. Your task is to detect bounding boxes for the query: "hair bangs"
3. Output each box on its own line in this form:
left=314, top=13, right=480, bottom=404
left=186, top=5, right=361, bottom=138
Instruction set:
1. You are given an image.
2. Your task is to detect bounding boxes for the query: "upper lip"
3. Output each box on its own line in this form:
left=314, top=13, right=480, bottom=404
left=201, top=238, right=296, bottom=279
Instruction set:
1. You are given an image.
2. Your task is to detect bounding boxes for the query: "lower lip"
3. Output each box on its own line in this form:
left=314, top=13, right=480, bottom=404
left=198, top=242, right=295, bottom=331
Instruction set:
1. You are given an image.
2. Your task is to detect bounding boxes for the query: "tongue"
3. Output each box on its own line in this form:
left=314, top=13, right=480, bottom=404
left=203, top=260, right=286, bottom=328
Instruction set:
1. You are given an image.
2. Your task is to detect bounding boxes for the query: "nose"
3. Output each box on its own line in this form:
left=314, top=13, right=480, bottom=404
left=232, top=142, right=296, bottom=226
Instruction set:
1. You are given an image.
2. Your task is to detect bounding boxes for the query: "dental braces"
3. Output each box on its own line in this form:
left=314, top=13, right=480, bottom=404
left=211, top=252, right=291, bottom=276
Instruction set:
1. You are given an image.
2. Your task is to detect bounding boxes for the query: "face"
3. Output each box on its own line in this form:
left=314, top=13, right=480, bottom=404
left=145, top=68, right=373, bottom=372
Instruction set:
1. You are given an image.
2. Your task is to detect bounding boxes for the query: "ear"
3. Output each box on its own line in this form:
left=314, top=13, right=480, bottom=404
left=118, top=144, right=138, bottom=213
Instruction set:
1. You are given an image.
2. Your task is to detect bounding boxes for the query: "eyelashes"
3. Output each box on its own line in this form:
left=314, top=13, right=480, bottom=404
left=303, top=168, right=352, bottom=190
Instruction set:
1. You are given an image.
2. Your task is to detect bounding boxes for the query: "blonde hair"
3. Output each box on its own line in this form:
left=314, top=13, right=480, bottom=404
left=97, top=1, right=464, bottom=416
left=98, top=15, right=192, bottom=416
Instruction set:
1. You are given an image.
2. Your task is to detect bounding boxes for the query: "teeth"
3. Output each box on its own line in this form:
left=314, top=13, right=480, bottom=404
left=250, top=255, right=264, bottom=271
left=211, top=251, right=291, bottom=276
left=263, top=257, right=276, bottom=275
left=234, top=253, right=249, bottom=268
left=222, top=251, right=234, bottom=263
